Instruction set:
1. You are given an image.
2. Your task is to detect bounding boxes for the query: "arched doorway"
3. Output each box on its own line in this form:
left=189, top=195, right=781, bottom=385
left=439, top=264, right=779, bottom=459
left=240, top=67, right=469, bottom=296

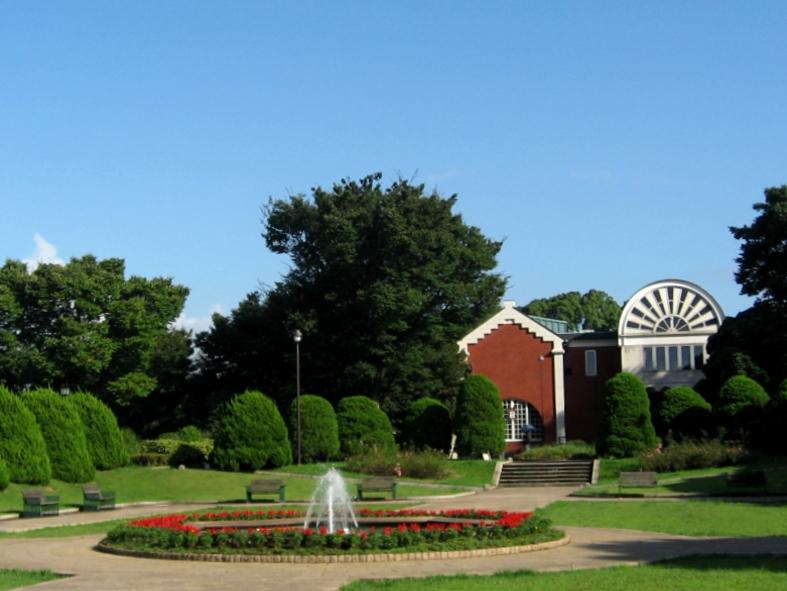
left=503, top=399, right=544, bottom=444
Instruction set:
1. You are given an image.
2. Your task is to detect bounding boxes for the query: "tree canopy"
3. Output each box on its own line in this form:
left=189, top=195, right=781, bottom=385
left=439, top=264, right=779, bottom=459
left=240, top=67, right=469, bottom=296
left=196, top=173, right=506, bottom=420
left=522, top=289, right=620, bottom=331
left=0, top=256, right=189, bottom=410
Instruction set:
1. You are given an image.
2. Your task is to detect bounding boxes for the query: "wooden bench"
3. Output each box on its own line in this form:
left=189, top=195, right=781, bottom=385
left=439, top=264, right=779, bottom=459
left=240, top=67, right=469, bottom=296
left=726, top=469, right=767, bottom=489
left=22, top=490, right=60, bottom=518
left=245, top=479, right=286, bottom=502
left=82, top=483, right=116, bottom=511
left=618, top=471, right=658, bottom=494
left=357, top=477, right=398, bottom=500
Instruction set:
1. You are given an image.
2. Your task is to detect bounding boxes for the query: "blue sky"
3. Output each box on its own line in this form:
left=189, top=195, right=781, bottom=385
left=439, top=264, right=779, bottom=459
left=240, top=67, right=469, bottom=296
left=2, top=1, right=785, bottom=331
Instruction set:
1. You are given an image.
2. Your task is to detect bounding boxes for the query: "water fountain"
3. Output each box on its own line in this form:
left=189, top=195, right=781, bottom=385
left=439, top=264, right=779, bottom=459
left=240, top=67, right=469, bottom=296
left=303, top=467, right=358, bottom=533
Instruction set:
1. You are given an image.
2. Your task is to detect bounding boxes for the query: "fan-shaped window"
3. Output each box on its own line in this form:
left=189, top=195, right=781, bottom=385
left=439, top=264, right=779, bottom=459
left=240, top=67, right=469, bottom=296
left=620, top=281, right=723, bottom=336
left=503, top=399, right=543, bottom=442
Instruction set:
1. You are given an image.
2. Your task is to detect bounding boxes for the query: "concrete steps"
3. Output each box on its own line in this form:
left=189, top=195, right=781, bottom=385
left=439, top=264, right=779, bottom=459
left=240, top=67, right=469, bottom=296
left=499, top=460, right=594, bottom=487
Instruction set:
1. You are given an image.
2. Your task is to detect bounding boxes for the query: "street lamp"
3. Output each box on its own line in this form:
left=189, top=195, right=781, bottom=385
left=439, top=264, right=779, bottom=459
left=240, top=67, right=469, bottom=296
left=293, top=329, right=302, bottom=465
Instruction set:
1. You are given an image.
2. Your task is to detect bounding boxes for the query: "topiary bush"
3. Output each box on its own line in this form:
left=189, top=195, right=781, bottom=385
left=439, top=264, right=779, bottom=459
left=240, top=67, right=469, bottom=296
left=0, top=456, right=9, bottom=491
left=717, top=375, right=770, bottom=418
left=597, top=372, right=658, bottom=458
left=0, top=386, right=51, bottom=484
left=659, top=386, right=712, bottom=440
left=68, top=391, right=129, bottom=470
left=23, top=388, right=95, bottom=483
left=401, top=397, right=452, bottom=452
left=336, top=396, right=396, bottom=457
left=210, top=391, right=292, bottom=471
left=454, top=375, right=505, bottom=458
left=288, top=394, right=340, bottom=462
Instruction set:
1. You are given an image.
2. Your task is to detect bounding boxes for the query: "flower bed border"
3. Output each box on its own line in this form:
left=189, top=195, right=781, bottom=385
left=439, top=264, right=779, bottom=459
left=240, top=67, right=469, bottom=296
left=96, top=534, right=570, bottom=563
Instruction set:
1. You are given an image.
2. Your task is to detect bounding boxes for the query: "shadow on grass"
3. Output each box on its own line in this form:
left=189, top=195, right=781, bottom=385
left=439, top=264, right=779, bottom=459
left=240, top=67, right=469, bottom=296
left=650, top=554, right=787, bottom=573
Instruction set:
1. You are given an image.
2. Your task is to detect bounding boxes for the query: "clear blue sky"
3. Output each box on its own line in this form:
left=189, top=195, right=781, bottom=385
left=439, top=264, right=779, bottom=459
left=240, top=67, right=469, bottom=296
left=2, top=1, right=785, bottom=331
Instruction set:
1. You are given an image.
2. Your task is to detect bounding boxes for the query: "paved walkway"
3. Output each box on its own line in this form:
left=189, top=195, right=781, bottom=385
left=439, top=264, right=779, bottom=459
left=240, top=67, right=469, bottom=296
left=1, top=488, right=786, bottom=590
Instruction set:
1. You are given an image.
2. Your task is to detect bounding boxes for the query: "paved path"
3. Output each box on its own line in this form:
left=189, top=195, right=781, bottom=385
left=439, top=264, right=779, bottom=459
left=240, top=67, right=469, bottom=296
left=1, top=488, right=786, bottom=590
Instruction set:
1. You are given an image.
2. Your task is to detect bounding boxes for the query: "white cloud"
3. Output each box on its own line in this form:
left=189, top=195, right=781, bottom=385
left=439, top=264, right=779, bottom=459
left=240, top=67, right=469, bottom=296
left=23, top=233, right=65, bottom=271
left=172, top=304, right=224, bottom=333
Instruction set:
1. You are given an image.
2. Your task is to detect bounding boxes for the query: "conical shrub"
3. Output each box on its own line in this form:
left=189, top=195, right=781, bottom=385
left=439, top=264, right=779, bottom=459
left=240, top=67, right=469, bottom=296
left=0, top=386, right=51, bottom=484
left=68, top=391, right=129, bottom=469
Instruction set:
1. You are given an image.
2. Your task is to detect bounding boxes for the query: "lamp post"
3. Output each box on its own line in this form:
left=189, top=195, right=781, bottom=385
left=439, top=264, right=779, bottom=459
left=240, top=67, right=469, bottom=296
left=293, top=329, right=302, bottom=465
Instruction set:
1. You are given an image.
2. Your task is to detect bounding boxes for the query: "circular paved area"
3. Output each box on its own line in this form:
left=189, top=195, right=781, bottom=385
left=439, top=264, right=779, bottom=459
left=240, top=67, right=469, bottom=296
left=1, top=488, right=786, bottom=591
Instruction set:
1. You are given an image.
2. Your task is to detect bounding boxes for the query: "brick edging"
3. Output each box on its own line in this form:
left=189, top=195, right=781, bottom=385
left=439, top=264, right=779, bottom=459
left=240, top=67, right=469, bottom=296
left=96, top=534, right=570, bottom=563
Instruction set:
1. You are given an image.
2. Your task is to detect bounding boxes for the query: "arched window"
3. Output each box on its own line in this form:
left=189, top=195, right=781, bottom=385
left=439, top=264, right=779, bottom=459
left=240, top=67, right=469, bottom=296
left=503, top=399, right=543, bottom=442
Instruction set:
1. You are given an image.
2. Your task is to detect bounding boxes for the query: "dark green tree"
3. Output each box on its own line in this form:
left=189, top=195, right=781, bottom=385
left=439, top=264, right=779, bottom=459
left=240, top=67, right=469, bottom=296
left=257, top=174, right=506, bottom=419
left=658, top=386, right=712, bottom=440
left=336, top=395, right=396, bottom=456
left=454, top=375, right=505, bottom=457
left=0, top=256, right=189, bottom=410
left=597, top=372, right=658, bottom=458
left=401, top=397, right=452, bottom=452
left=0, top=386, right=51, bottom=484
left=522, top=289, right=620, bottom=331
left=0, top=456, right=9, bottom=491
left=289, top=394, right=340, bottom=462
left=68, top=391, right=129, bottom=469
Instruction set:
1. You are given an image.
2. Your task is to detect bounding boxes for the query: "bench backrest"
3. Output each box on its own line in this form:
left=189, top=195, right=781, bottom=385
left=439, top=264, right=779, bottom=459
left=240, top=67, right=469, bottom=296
left=22, top=490, right=44, bottom=501
left=83, top=483, right=100, bottom=494
left=248, top=479, right=284, bottom=491
left=619, top=471, right=658, bottom=486
left=361, top=477, right=395, bottom=488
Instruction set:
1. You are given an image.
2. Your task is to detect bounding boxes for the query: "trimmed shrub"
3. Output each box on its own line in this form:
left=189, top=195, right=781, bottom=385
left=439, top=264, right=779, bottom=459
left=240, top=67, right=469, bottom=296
left=345, top=448, right=449, bottom=479
left=659, top=386, right=712, bottom=440
left=516, top=440, right=595, bottom=461
left=454, top=375, right=505, bottom=457
left=401, top=397, right=452, bottom=452
left=210, top=391, right=292, bottom=471
left=121, top=427, right=141, bottom=457
left=597, top=372, right=658, bottom=458
left=0, top=386, right=51, bottom=484
left=336, top=396, right=396, bottom=457
left=288, top=394, right=340, bottom=462
left=640, top=439, right=747, bottom=472
left=0, top=456, right=9, bottom=491
left=174, top=425, right=203, bottom=443
left=23, top=388, right=95, bottom=483
left=68, top=391, right=129, bottom=469
left=717, top=375, right=770, bottom=418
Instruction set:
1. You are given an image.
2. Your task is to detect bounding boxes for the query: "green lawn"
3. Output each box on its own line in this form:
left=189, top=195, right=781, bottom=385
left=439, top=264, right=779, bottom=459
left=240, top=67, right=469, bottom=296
left=0, top=466, right=466, bottom=514
left=542, top=499, right=787, bottom=537
left=341, top=555, right=787, bottom=591
left=0, top=569, right=60, bottom=591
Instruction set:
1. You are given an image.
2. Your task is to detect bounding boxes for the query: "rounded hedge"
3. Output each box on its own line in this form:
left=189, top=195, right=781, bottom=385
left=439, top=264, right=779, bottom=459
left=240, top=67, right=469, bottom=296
left=68, top=391, right=129, bottom=470
left=597, top=372, right=658, bottom=458
left=289, top=394, right=340, bottom=462
left=23, top=388, right=95, bottom=483
left=401, top=397, right=452, bottom=452
left=717, top=375, right=770, bottom=418
left=659, top=386, right=712, bottom=439
left=336, top=396, right=396, bottom=457
left=210, top=391, right=292, bottom=471
left=454, top=375, right=505, bottom=457
left=0, top=456, right=9, bottom=491
left=0, top=386, right=51, bottom=484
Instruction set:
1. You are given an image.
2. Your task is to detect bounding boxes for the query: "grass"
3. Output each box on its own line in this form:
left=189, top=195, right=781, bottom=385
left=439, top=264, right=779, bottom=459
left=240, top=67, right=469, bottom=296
left=542, top=499, right=787, bottom=537
left=0, top=569, right=60, bottom=591
left=340, top=555, right=787, bottom=591
left=0, top=466, right=467, bottom=514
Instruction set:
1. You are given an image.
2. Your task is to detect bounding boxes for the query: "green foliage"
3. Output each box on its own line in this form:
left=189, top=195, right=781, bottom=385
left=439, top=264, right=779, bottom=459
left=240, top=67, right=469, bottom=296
left=0, top=256, right=189, bottom=409
left=639, top=439, right=747, bottom=472
left=121, top=427, right=141, bottom=457
left=597, top=372, right=658, bottom=458
left=401, top=397, right=452, bottom=452
left=0, top=456, right=9, bottom=491
left=0, top=386, right=51, bottom=484
left=516, top=440, right=595, bottom=461
left=159, top=425, right=204, bottom=443
left=210, top=391, right=292, bottom=471
left=658, top=386, right=712, bottom=439
left=775, top=379, right=787, bottom=404
left=345, top=448, right=449, bottom=479
left=336, top=395, right=396, bottom=456
left=288, top=394, right=340, bottom=462
left=22, top=388, right=95, bottom=483
left=717, top=375, right=769, bottom=418
left=523, top=289, right=620, bottom=331
left=454, top=375, right=505, bottom=457
left=68, top=391, right=129, bottom=469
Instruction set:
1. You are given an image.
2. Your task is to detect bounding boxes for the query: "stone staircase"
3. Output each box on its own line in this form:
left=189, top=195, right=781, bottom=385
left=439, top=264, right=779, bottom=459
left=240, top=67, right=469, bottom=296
left=498, top=460, right=595, bottom=487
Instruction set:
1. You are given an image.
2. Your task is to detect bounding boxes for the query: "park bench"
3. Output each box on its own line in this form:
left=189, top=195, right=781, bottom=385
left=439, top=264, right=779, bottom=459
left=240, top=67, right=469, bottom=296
left=245, top=479, right=286, bottom=502
left=618, top=471, right=658, bottom=495
left=357, top=477, right=398, bottom=500
left=22, top=490, right=60, bottom=518
left=82, top=483, right=116, bottom=511
left=726, top=469, right=767, bottom=489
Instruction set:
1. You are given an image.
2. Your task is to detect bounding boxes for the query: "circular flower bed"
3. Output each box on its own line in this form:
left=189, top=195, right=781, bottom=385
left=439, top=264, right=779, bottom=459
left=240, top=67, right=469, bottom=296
left=100, top=507, right=563, bottom=560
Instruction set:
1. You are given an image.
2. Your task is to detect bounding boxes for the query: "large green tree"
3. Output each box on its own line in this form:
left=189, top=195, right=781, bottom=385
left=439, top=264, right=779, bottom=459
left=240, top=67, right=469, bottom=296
left=196, top=174, right=506, bottom=420
left=522, top=289, right=620, bottom=331
left=0, top=256, right=189, bottom=410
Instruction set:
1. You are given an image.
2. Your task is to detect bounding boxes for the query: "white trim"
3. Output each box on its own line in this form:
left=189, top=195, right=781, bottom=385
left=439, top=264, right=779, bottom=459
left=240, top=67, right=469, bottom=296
left=458, top=300, right=565, bottom=354
left=553, top=350, right=566, bottom=443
